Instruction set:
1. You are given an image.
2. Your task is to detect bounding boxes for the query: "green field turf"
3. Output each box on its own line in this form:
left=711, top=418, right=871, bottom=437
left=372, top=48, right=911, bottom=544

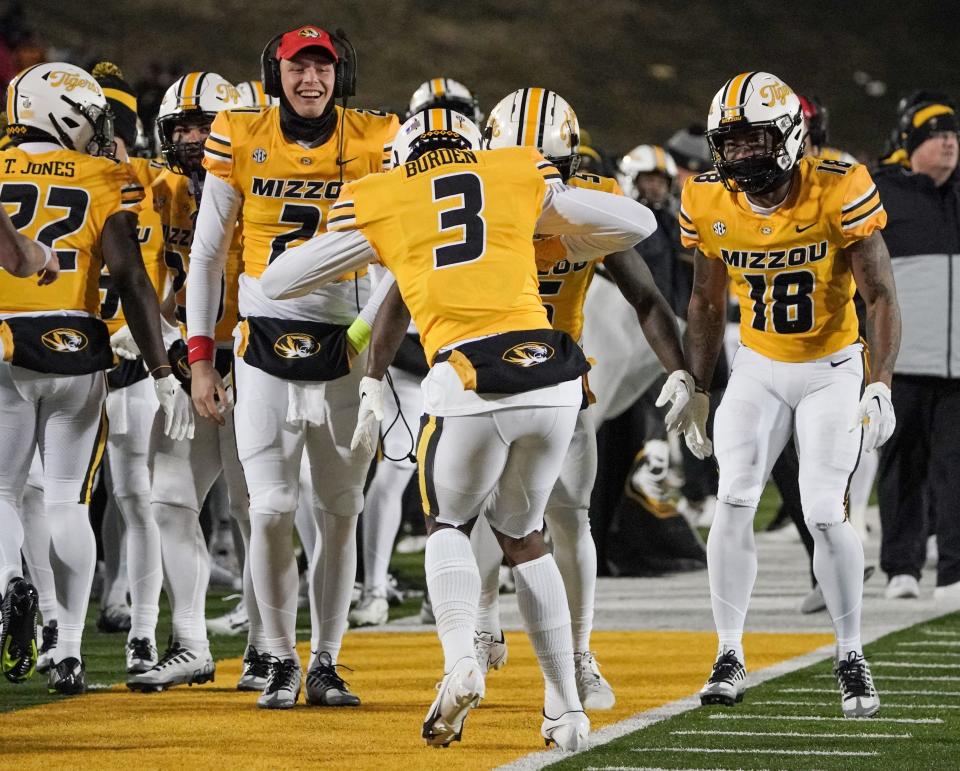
left=552, top=611, right=960, bottom=770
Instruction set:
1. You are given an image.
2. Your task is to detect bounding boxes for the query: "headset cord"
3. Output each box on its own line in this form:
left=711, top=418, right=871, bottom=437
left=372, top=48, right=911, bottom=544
left=377, top=369, right=417, bottom=464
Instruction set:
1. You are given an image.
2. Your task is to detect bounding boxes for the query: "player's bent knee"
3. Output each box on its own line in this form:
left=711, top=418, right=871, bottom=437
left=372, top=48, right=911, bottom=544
left=247, top=482, right=298, bottom=517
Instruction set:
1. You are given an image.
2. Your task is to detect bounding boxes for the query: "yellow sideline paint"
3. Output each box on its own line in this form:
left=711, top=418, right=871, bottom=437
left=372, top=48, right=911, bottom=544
left=1, top=630, right=830, bottom=769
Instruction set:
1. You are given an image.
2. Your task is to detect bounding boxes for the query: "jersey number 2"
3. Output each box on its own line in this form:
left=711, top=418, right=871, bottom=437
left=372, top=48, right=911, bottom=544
left=0, top=183, right=89, bottom=270
left=745, top=270, right=815, bottom=334
left=432, top=173, right=486, bottom=269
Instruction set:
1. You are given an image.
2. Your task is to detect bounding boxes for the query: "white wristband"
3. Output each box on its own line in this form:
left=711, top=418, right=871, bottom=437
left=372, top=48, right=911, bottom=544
left=37, top=241, right=55, bottom=270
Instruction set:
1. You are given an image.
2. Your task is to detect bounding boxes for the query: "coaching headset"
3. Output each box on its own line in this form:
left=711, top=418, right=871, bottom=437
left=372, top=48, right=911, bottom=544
left=260, top=26, right=357, bottom=101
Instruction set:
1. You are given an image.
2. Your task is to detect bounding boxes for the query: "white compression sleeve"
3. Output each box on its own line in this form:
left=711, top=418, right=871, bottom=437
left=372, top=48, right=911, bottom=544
left=185, top=174, right=240, bottom=340
left=357, top=268, right=396, bottom=328
left=259, top=229, right=379, bottom=300
left=536, top=185, right=658, bottom=260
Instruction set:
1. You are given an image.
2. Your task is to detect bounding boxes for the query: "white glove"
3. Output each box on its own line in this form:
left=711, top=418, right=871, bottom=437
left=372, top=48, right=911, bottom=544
left=110, top=325, right=140, bottom=361
left=655, top=370, right=713, bottom=460
left=851, top=382, right=895, bottom=453
left=350, top=376, right=384, bottom=456
left=154, top=373, right=195, bottom=441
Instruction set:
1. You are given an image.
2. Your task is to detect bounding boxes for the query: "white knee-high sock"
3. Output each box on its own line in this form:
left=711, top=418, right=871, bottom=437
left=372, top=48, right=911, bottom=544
left=706, top=501, right=757, bottom=663
left=809, top=520, right=864, bottom=657
left=154, top=502, right=209, bottom=652
left=470, top=513, right=503, bottom=639
left=545, top=506, right=596, bottom=654
left=116, top=491, right=161, bottom=642
left=47, top=502, right=96, bottom=662
left=362, top=461, right=413, bottom=595
left=513, top=554, right=581, bottom=716
left=311, top=511, right=358, bottom=664
left=100, top=496, right=129, bottom=608
left=426, top=528, right=480, bottom=671
left=20, top=487, right=57, bottom=623
left=234, top=518, right=267, bottom=651
left=250, top=510, right=298, bottom=660
left=0, top=498, right=25, bottom=592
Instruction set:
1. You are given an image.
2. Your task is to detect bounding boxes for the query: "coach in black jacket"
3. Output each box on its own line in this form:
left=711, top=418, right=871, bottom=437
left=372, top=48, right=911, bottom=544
left=874, top=100, right=960, bottom=602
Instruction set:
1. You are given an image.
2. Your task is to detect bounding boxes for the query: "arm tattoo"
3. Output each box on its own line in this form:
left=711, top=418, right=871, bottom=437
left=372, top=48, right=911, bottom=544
left=848, top=231, right=901, bottom=385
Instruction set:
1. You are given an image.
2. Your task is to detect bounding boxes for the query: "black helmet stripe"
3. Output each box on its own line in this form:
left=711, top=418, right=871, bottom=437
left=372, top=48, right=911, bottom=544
left=536, top=90, right=551, bottom=150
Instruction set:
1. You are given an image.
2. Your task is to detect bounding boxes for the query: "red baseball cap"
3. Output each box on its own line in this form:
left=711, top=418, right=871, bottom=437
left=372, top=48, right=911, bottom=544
left=276, top=26, right=339, bottom=62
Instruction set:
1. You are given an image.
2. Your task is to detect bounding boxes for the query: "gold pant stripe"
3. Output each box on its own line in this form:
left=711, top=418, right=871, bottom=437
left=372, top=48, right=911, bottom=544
left=79, top=392, right=109, bottom=505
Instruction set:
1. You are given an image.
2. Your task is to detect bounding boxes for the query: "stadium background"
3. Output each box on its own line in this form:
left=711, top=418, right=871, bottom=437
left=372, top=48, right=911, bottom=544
left=12, top=0, right=960, bottom=159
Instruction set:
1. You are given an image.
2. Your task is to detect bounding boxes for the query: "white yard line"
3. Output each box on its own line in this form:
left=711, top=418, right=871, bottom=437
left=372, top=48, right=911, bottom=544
left=922, top=629, right=960, bottom=637
left=878, top=651, right=960, bottom=658
left=814, top=673, right=960, bottom=682
left=669, top=729, right=910, bottom=739
left=898, top=641, right=960, bottom=647
left=754, top=700, right=960, bottom=709
left=708, top=713, right=943, bottom=724
left=782, top=687, right=960, bottom=696
left=874, top=661, right=960, bottom=669
left=634, top=747, right=878, bottom=757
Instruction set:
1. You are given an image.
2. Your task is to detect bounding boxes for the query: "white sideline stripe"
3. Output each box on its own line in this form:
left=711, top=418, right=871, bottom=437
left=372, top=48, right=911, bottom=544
left=670, top=729, right=911, bottom=739
left=495, top=642, right=836, bottom=771
left=922, top=629, right=960, bottom=637
left=708, top=713, right=943, bottom=724
left=874, top=661, right=960, bottom=669
left=782, top=687, right=960, bottom=696
left=814, top=674, right=960, bottom=682
left=898, top=641, right=960, bottom=647
left=634, top=747, right=878, bottom=757
left=755, top=700, right=960, bottom=709
left=879, top=651, right=960, bottom=658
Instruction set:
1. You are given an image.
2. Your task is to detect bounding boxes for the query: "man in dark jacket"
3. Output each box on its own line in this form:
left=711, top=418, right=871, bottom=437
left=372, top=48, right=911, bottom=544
left=874, top=98, right=960, bottom=603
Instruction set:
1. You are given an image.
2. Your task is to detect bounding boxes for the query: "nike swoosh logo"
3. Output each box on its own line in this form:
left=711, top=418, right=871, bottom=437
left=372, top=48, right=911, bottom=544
left=795, top=223, right=816, bottom=233
left=830, top=358, right=851, bottom=367
left=336, top=156, right=359, bottom=166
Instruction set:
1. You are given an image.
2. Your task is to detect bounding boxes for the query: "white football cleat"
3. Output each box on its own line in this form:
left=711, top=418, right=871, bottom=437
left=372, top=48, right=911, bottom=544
left=473, top=631, right=508, bottom=674
left=422, top=657, right=485, bottom=747
left=206, top=598, right=249, bottom=636
left=257, top=657, right=302, bottom=710
left=348, top=591, right=389, bottom=627
left=237, top=645, right=271, bottom=691
left=125, top=637, right=158, bottom=674
left=542, top=710, right=590, bottom=751
left=885, top=574, right=920, bottom=599
left=835, top=651, right=880, bottom=718
left=700, top=649, right=747, bottom=706
left=126, top=639, right=215, bottom=692
left=575, top=651, right=615, bottom=710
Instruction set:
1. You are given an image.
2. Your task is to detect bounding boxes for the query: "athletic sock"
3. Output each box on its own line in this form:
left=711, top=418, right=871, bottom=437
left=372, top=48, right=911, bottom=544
left=426, top=528, right=480, bottom=672
left=707, top=501, right=757, bottom=664
left=545, top=506, right=596, bottom=654
left=361, top=461, right=413, bottom=595
left=809, top=520, right=865, bottom=657
left=310, top=512, right=359, bottom=664
left=249, top=510, right=299, bottom=660
left=154, top=502, right=210, bottom=647
left=47, top=502, right=96, bottom=664
left=470, top=514, right=503, bottom=639
left=116, top=491, right=162, bottom=641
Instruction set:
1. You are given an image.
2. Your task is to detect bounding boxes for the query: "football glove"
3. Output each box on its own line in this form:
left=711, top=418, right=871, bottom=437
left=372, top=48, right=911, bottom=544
left=655, top=370, right=712, bottom=460
left=350, top=376, right=384, bottom=456
left=154, top=373, right=195, bottom=441
left=110, top=325, right=140, bottom=361
left=851, top=381, right=895, bottom=453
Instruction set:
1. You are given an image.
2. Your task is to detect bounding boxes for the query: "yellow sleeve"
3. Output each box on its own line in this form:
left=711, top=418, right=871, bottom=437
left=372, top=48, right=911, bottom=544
left=678, top=178, right=702, bottom=250
left=381, top=113, right=401, bottom=171
left=202, top=110, right=235, bottom=185
left=118, top=164, right=145, bottom=214
left=327, top=181, right=359, bottom=232
left=839, top=164, right=886, bottom=246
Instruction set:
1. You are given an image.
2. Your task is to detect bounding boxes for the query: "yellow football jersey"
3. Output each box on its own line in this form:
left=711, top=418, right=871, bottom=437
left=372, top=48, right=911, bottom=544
left=203, top=105, right=399, bottom=279
left=0, top=146, right=143, bottom=315
left=679, top=156, right=886, bottom=362
left=101, top=157, right=167, bottom=334
left=152, top=168, right=243, bottom=344
left=535, top=172, right=623, bottom=340
left=329, top=146, right=561, bottom=363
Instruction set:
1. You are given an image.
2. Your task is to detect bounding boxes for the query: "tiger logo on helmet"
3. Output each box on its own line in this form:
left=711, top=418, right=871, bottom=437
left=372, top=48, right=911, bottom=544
left=236, top=80, right=278, bottom=108
left=705, top=71, right=805, bottom=195
left=156, top=72, right=242, bottom=176
left=483, top=88, right=580, bottom=181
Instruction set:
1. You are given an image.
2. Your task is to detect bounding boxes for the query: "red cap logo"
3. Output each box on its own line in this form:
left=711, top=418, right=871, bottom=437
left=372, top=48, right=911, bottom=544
left=276, top=26, right=339, bottom=63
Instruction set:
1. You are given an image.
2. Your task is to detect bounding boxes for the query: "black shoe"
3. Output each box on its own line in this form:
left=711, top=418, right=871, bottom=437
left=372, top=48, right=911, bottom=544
left=1, top=577, right=40, bottom=683
left=48, top=656, right=86, bottom=695
left=237, top=645, right=271, bottom=691
left=699, top=649, right=747, bottom=706
left=257, top=657, right=301, bottom=709
left=36, top=620, right=59, bottom=673
left=305, top=651, right=360, bottom=706
left=835, top=651, right=880, bottom=718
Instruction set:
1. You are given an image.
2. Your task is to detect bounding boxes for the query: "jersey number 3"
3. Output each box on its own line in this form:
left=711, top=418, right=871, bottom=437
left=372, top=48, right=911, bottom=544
left=432, top=172, right=486, bottom=269
left=745, top=270, right=815, bottom=334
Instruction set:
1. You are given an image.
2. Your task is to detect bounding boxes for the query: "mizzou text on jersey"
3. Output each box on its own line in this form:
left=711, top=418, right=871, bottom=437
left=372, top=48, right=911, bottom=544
left=202, top=105, right=398, bottom=279
left=679, top=156, right=885, bottom=362
left=152, top=168, right=243, bottom=343
left=328, top=146, right=563, bottom=363
left=0, top=147, right=143, bottom=314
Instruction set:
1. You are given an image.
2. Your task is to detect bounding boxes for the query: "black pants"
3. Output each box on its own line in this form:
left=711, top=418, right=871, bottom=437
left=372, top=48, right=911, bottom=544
left=878, top=374, right=960, bottom=586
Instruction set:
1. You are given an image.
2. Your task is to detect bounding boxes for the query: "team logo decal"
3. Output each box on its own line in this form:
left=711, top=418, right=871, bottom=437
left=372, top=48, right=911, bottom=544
left=41, top=328, right=88, bottom=353
left=760, top=225, right=773, bottom=235
left=502, top=342, right=555, bottom=368
left=274, top=333, right=320, bottom=359
left=298, top=27, right=321, bottom=38
left=252, top=147, right=268, bottom=163
left=712, top=220, right=727, bottom=236
left=300, top=156, right=313, bottom=165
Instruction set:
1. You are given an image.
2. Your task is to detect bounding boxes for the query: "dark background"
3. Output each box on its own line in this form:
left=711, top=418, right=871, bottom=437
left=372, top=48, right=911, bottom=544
left=5, top=0, right=960, bottom=159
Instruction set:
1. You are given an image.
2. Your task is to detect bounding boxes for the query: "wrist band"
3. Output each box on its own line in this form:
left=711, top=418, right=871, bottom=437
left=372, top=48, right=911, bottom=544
left=187, top=335, right=215, bottom=364
left=150, top=364, right=172, bottom=377
left=37, top=241, right=56, bottom=270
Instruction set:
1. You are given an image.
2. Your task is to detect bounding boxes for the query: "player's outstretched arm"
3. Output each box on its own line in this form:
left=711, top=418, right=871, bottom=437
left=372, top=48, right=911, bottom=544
left=0, top=206, right=58, bottom=283
left=604, top=247, right=685, bottom=373
left=260, top=230, right=379, bottom=300
left=849, top=230, right=901, bottom=387
left=684, top=249, right=729, bottom=390
left=366, top=280, right=412, bottom=381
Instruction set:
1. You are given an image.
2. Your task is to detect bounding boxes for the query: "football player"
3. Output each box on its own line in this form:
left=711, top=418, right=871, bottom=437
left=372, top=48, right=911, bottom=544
left=127, top=71, right=251, bottom=692
left=0, top=207, right=58, bottom=279
left=681, top=72, right=900, bottom=718
left=258, top=111, right=677, bottom=749
left=186, top=25, right=399, bottom=709
left=408, top=78, right=483, bottom=123
left=470, top=89, right=689, bottom=711
left=0, top=62, right=190, bottom=694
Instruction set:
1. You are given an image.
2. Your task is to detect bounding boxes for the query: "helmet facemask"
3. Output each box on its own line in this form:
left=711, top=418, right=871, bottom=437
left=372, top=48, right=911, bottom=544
left=708, top=113, right=801, bottom=195
left=550, top=152, right=580, bottom=182
left=158, top=111, right=213, bottom=176
left=54, top=96, right=117, bottom=158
